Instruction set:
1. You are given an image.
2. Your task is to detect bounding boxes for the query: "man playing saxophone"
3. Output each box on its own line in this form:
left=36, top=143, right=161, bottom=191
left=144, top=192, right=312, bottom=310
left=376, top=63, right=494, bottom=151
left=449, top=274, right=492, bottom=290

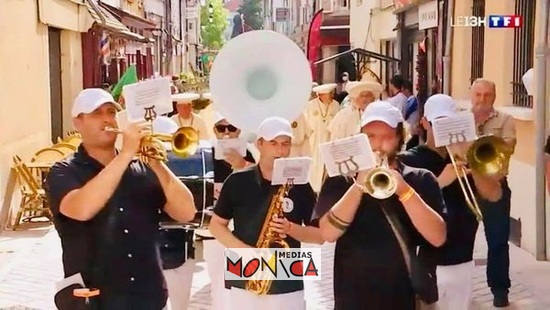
left=209, top=116, right=323, bottom=310
left=311, top=101, right=447, bottom=309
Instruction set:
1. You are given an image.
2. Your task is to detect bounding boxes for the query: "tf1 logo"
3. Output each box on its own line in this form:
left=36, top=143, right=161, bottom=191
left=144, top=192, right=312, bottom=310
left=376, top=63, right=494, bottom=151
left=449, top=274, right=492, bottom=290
left=451, top=15, right=522, bottom=28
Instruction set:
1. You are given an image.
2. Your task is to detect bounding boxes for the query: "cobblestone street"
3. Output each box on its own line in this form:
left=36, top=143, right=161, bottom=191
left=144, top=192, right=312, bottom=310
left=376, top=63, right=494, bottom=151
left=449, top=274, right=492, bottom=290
left=0, top=223, right=549, bottom=309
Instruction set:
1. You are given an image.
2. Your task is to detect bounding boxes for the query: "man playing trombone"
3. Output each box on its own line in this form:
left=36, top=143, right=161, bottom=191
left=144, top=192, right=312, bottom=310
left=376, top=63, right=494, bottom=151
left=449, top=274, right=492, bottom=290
left=470, top=78, right=516, bottom=307
left=46, top=88, right=197, bottom=309
left=400, top=94, right=505, bottom=310
left=312, top=101, right=447, bottom=309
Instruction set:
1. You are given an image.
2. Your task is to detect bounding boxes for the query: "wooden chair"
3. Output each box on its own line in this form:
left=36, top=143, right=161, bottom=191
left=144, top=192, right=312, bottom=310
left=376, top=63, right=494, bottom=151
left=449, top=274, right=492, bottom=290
left=11, top=155, right=51, bottom=229
left=31, top=147, right=66, bottom=163
left=52, top=142, right=77, bottom=155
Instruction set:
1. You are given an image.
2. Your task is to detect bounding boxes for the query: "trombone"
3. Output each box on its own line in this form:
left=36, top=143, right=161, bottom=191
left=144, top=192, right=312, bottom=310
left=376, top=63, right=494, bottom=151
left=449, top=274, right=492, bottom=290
left=104, top=126, right=200, bottom=161
left=446, top=135, right=513, bottom=221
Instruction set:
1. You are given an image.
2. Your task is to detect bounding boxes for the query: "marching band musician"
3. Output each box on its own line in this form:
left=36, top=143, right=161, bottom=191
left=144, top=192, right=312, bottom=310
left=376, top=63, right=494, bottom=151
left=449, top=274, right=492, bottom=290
left=469, top=78, right=516, bottom=307
left=311, top=101, right=447, bottom=309
left=209, top=117, right=323, bottom=310
left=153, top=116, right=198, bottom=310
left=305, top=83, right=340, bottom=192
left=46, top=89, right=196, bottom=309
left=327, top=80, right=382, bottom=141
left=203, top=112, right=256, bottom=310
left=399, top=94, right=504, bottom=310
left=171, top=93, right=210, bottom=140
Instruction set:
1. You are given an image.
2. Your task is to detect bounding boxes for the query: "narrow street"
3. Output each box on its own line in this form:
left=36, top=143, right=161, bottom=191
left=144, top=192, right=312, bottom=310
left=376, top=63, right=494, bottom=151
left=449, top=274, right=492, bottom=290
left=0, top=222, right=549, bottom=309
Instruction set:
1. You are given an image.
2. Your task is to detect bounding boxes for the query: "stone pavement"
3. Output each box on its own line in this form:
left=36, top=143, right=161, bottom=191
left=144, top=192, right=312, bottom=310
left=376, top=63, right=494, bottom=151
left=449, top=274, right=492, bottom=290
left=0, top=222, right=549, bottom=310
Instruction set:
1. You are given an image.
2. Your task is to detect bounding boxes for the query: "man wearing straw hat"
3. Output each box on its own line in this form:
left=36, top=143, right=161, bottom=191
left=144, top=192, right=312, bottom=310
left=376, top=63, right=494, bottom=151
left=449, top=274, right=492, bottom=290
left=304, top=83, right=340, bottom=192
left=171, top=92, right=210, bottom=140
left=327, top=80, right=383, bottom=141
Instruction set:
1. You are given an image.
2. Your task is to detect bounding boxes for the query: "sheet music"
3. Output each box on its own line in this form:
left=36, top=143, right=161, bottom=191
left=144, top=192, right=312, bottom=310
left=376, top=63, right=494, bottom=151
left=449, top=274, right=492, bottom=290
left=432, top=112, right=477, bottom=148
left=123, top=78, right=173, bottom=121
left=319, top=134, right=377, bottom=177
left=272, top=157, right=312, bottom=185
left=214, top=138, right=247, bottom=160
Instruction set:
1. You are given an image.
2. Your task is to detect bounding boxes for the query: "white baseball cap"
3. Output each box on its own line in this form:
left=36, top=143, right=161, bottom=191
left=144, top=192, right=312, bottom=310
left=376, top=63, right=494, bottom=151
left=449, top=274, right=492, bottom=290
left=152, top=116, right=179, bottom=134
left=424, top=94, right=458, bottom=122
left=256, top=116, right=294, bottom=141
left=212, top=111, right=226, bottom=125
left=71, top=88, right=122, bottom=117
left=360, top=100, right=404, bottom=128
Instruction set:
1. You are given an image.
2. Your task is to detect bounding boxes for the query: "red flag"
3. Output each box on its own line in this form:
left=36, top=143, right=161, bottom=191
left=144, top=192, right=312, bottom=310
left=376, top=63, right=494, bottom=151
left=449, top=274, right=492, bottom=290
left=306, top=9, right=323, bottom=81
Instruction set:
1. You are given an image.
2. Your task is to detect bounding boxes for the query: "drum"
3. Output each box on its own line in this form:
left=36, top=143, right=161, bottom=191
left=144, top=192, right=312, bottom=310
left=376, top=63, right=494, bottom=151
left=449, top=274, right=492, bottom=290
left=161, top=145, right=215, bottom=230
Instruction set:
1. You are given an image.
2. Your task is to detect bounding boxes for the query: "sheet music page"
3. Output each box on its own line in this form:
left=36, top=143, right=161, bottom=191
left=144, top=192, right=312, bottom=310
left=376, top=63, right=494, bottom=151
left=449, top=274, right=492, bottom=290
left=215, top=138, right=247, bottom=160
left=272, top=157, right=312, bottom=185
left=432, top=112, right=477, bottom=148
left=319, top=134, right=377, bottom=177
left=123, top=78, right=173, bottom=121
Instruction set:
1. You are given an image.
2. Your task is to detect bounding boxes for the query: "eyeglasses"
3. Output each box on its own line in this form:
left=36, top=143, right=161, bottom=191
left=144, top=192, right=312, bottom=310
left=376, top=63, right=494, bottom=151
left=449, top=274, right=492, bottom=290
left=215, top=124, right=238, bottom=133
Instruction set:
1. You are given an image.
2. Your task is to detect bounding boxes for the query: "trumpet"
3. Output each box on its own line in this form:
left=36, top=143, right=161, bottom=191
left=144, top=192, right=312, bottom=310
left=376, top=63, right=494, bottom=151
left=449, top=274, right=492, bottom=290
left=446, top=135, right=513, bottom=221
left=104, top=126, right=200, bottom=161
left=360, top=152, right=397, bottom=200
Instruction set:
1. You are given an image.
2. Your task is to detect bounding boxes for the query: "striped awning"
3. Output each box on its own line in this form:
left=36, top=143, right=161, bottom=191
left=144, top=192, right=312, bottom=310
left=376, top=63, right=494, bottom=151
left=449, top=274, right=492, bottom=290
left=85, top=0, right=153, bottom=43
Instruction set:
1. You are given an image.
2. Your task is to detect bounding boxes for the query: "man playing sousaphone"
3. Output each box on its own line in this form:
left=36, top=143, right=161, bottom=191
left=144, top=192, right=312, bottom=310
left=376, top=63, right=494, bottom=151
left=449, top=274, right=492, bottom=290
left=209, top=117, right=323, bottom=309
left=400, top=94, right=505, bottom=309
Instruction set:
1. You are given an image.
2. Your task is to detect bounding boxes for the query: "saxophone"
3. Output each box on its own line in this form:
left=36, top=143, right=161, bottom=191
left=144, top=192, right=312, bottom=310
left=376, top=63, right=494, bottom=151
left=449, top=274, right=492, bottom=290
left=245, top=182, right=292, bottom=295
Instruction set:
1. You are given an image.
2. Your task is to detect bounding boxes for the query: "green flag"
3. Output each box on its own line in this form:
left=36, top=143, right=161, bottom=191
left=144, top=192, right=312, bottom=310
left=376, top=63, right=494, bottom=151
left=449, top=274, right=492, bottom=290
left=111, top=65, right=138, bottom=102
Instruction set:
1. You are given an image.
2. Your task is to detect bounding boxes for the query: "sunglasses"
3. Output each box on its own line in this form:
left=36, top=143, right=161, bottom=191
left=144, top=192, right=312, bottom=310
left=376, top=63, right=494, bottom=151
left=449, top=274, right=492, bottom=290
left=215, top=124, right=238, bottom=133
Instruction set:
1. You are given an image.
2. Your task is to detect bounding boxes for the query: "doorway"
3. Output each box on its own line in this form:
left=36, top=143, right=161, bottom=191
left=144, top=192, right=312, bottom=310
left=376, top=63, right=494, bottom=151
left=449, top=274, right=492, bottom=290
left=48, top=27, right=63, bottom=143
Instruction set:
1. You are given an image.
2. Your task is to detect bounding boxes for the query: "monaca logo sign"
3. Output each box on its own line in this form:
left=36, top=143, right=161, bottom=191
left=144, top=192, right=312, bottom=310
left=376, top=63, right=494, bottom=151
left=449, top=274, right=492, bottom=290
left=224, top=248, right=322, bottom=281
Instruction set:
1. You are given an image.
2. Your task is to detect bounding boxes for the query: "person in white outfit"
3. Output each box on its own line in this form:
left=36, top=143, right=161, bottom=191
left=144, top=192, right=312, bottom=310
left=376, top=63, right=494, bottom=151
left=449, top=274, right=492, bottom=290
left=327, top=80, right=382, bottom=141
left=171, top=93, right=210, bottom=140
left=304, top=83, right=340, bottom=192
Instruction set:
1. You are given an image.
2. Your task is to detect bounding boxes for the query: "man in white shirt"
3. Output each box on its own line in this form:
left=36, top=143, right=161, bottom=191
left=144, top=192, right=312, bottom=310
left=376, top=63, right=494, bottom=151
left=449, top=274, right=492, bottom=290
left=171, top=93, right=210, bottom=140
left=304, top=83, right=340, bottom=192
left=327, top=80, right=382, bottom=141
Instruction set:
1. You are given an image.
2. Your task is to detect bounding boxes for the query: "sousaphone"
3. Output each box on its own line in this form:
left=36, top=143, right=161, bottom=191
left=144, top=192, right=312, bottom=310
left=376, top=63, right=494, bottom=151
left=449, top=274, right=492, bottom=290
left=209, top=30, right=313, bottom=133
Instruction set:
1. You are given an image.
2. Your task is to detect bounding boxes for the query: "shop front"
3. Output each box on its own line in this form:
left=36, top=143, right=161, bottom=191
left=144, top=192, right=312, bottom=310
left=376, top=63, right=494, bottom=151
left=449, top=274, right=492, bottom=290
left=394, top=0, right=442, bottom=104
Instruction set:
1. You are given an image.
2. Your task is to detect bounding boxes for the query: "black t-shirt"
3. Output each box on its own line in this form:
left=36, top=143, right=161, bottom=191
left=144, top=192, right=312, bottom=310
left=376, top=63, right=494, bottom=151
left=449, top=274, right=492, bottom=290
left=213, top=148, right=256, bottom=183
left=399, top=145, right=479, bottom=266
left=45, top=145, right=168, bottom=308
left=311, top=163, right=445, bottom=310
left=214, top=165, right=316, bottom=294
left=546, top=135, right=550, bottom=154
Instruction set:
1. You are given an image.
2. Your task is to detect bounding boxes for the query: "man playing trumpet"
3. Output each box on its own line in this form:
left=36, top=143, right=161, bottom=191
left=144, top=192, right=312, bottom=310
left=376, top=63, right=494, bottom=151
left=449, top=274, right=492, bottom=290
left=400, top=94, right=505, bottom=310
left=312, top=101, right=447, bottom=309
left=46, top=88, right=197, bottom=309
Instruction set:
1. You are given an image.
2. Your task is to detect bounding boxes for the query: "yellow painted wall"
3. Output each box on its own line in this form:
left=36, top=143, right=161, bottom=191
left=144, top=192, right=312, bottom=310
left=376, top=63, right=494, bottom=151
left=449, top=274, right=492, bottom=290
left=0, top=0, right=84, bottom=229
left=449, top=0, right=549, bottom=255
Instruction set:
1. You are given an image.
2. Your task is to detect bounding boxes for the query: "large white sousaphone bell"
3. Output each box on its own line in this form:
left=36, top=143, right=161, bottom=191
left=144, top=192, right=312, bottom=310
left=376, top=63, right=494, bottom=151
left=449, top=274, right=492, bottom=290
left=209, top=30, right=313, bottom=133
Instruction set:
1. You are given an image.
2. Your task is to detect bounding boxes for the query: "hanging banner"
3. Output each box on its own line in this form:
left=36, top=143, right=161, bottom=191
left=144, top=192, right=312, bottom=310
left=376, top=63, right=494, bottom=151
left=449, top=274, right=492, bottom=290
left=306, top=9, right=323, bottom=82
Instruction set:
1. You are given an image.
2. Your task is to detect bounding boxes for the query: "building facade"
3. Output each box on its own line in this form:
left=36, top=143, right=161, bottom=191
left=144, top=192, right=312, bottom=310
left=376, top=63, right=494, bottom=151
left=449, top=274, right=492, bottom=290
left=0, top=0, right=89, bottom=228
left=450, top=0, right=550, bottom=259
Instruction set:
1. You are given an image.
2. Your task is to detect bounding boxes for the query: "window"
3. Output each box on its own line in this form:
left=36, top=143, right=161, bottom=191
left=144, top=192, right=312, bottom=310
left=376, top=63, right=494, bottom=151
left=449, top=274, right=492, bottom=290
left=470, top=0, right=485, bottom=83
left=511, top=0, right=536, bottom=107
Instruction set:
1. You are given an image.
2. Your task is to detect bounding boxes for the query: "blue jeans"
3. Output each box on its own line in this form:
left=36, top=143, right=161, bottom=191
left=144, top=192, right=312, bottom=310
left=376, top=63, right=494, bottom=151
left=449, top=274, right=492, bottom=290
left=479, top=181, right=512, bottom=294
